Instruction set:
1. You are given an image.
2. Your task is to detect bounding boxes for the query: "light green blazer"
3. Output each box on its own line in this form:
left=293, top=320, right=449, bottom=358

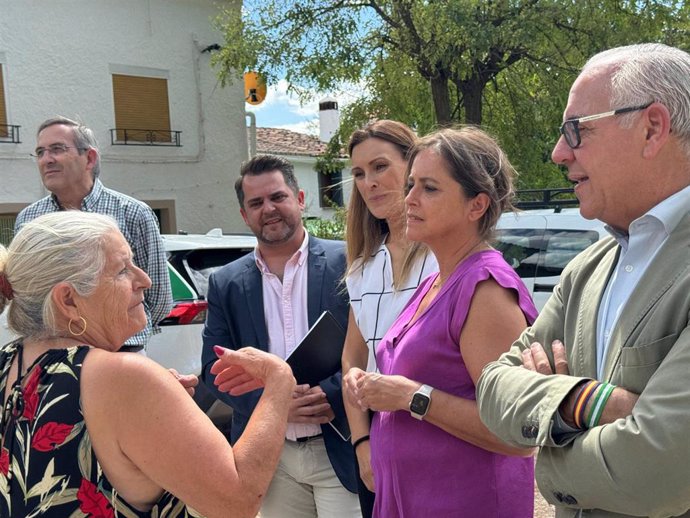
left=477, top=212, right=690, bottom=518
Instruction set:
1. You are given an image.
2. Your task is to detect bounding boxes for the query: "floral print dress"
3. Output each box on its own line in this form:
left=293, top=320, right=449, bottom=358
left=0, top=341, right=196, bottom=518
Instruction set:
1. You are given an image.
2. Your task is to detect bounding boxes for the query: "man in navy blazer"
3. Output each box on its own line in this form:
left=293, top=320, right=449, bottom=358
left=201, top=154, right=359, bottom=518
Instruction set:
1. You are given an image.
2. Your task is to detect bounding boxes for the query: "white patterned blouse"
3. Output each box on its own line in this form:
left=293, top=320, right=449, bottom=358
left=346, top=241, right=438, bottom=372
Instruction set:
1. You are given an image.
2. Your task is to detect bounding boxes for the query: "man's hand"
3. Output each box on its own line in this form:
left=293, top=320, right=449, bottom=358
left=211, top=346, right=295, bottom=396
left=169, top=368, right=198, bottom=397
left=521, top=340, right=569, bottom=375
left=521, top=341, right=640, bottom=427
left=288, top=384, right=334, bottom=424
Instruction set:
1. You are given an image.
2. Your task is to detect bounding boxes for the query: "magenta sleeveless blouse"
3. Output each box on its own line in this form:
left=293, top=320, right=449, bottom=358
left=371, top=250, right=538, bottom=518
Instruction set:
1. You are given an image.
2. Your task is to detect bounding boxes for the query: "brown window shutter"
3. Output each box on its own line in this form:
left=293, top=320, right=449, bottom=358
left=0, top=66, right=7, bottom=138
left=112, top=74, right=171, bottom=142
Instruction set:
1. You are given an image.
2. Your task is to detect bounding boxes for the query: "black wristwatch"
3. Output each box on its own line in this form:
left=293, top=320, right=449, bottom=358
left=409, top=384, right=433, bottom=420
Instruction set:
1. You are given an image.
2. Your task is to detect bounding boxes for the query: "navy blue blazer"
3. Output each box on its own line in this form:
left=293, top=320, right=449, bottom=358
left=201, top=236, right=356, bottom=493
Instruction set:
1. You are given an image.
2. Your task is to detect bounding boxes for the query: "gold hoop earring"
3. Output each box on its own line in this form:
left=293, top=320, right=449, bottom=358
left=68, top=316, right=87, bottom=336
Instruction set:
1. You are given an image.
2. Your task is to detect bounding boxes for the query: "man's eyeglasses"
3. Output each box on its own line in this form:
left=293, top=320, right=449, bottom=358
left=30, top=144, right=86, bottom=160
left=559, top=102, right=653, bottom=149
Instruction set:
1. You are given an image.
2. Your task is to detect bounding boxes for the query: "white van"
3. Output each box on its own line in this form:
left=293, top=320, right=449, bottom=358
left=495, top=209, right=607, bottom=311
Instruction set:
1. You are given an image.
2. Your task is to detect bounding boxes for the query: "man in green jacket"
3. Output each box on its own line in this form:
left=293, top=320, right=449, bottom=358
left=477, top=43, right=690, bottom=518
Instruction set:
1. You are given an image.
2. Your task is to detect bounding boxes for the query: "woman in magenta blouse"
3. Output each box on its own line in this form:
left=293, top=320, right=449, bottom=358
left=351, top=127, right=538, bottom=517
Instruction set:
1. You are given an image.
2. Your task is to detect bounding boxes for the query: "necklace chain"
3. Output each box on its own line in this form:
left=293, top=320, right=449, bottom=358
left=432, top=241, right=486, bottom=290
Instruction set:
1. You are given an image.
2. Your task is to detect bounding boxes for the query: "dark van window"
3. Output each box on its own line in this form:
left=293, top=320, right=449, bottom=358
left=493, top=229, right=544, bottom=278
left=494, top=229, right=599, bottom=278
left=538, top=230, right=599, bottom=277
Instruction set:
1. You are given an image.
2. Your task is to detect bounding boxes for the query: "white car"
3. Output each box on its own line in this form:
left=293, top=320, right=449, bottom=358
left=495, top=208, right=607, bottom=311
left=147, top=230, right=257, bottom=376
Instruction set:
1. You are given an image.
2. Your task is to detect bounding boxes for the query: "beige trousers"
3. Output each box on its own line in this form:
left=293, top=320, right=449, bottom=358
left=260, top=438, right=361, bottom=518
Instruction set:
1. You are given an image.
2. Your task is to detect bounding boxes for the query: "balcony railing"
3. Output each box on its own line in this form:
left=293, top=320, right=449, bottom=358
left=0, top=124, right=21, bottom=144
left=110, top=128, right=182, bottom=147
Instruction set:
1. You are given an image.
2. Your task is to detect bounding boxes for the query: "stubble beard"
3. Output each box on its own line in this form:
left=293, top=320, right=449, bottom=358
left=258, top=218, right=297, bottom=245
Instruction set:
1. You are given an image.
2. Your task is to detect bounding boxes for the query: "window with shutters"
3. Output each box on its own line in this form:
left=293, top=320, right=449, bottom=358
left=0, top=65, right=20, bottom=144
left=0, top=64, right=20, bottom=143
left=111, top=74, right=181, bottom=146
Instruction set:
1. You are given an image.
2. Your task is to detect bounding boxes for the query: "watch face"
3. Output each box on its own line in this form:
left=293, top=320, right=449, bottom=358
left=410, top=393, right=430, bottom=415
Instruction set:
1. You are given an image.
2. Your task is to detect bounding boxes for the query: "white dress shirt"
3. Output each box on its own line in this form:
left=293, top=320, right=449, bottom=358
left=596, top=184, right=690, bottom=378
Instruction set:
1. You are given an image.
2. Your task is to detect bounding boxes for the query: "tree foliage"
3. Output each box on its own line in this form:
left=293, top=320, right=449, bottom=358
left=304, top=206, right=347, bottom=240
left=214, top=0, right=690, bottom=187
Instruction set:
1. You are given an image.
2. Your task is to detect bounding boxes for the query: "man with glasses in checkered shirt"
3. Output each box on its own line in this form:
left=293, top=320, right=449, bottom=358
left=477, top=43, right=690, bottom=517
left=15, top=116, right=172, bottom=352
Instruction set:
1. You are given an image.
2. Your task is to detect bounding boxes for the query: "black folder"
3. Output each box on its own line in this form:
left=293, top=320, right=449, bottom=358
left=286, top=310, right=346, bottom=386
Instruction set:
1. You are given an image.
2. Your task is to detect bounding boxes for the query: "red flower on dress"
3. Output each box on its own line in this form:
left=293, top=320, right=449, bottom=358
left=31, top=422, right=74, bottom=452
left=22, top=364, right=42, bottom=422
left=77, top=478, right=114, bottom=518
left=0, top=447, right=9, bottom=475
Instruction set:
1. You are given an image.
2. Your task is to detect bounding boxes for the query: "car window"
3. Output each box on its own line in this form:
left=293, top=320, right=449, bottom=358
left=538, top=230, right=599, bottom=277
left=168, top=263, right=197, bottom=300
left=494, top=228, right=599, bottom=279
left=168, top=248, right=253, bottom=299
left=493, top=228, right=544, bottom=277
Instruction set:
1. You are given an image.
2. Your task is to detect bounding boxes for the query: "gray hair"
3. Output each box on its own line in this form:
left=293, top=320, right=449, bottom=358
left=583, top=43, right=690, bottom=156
left=0, top=212, right=119, bottom=339
left=37, top=116, right=101, bottom=178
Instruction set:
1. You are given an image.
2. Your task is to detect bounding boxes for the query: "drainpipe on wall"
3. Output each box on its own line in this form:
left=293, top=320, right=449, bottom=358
left=246, top=111, right=256, bottom=158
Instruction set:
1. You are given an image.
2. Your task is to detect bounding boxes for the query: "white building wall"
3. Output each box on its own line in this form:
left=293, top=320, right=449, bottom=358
left=0, top=0, right=247, bottom=234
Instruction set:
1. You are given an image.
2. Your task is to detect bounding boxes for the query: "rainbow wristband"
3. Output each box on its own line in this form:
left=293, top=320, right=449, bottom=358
left=573, top=381, right=599, bottom=429
left=587, top=382, right=615, bottom=428
left=584, top=383, right=603, bottom=426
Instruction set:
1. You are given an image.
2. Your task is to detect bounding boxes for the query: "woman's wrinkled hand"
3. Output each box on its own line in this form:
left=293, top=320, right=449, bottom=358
left=211, top=346, right=294, bottom=395
left=355, top=372, right=417, bottom=412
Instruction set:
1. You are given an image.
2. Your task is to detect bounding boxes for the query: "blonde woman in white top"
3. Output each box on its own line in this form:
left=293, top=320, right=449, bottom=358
left=341, top=120, right=437, bottom=517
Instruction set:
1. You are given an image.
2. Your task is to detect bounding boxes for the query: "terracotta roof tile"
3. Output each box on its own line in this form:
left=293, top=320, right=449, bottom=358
left=255, top=127, right=327, bottom=157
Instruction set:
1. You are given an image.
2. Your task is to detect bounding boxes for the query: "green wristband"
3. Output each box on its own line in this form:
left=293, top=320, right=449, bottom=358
left=587, top=382, right=615, bottom=428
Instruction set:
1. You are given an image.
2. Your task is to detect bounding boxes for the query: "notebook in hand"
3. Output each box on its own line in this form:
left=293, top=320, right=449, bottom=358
left=286, top=310, right=346, bottom=387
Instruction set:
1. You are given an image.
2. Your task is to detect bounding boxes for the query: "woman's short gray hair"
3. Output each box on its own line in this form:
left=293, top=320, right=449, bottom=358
left=0, top=211, right=120, bottom=338
left=584, top=43, right=690, bottom=156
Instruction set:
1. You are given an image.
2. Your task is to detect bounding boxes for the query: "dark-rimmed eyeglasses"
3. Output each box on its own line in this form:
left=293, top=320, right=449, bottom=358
left=30, top=144, right=87, bottom=160
left=559, top=102, right=653, bottom=149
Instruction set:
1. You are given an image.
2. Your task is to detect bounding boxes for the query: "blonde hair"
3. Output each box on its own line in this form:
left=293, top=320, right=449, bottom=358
left=345, top=120, right=427, bottom=288
left=0, top=212, right=120, bottom=339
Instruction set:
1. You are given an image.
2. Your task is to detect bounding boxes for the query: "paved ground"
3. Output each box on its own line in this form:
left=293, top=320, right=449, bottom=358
left=256, top=485, right=555, bottom=517
left=534, top=485, right=556, bottom=518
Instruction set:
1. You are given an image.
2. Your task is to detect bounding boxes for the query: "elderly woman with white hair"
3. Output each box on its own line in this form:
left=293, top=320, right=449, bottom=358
left=0, top=211, right=295, bottom=518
